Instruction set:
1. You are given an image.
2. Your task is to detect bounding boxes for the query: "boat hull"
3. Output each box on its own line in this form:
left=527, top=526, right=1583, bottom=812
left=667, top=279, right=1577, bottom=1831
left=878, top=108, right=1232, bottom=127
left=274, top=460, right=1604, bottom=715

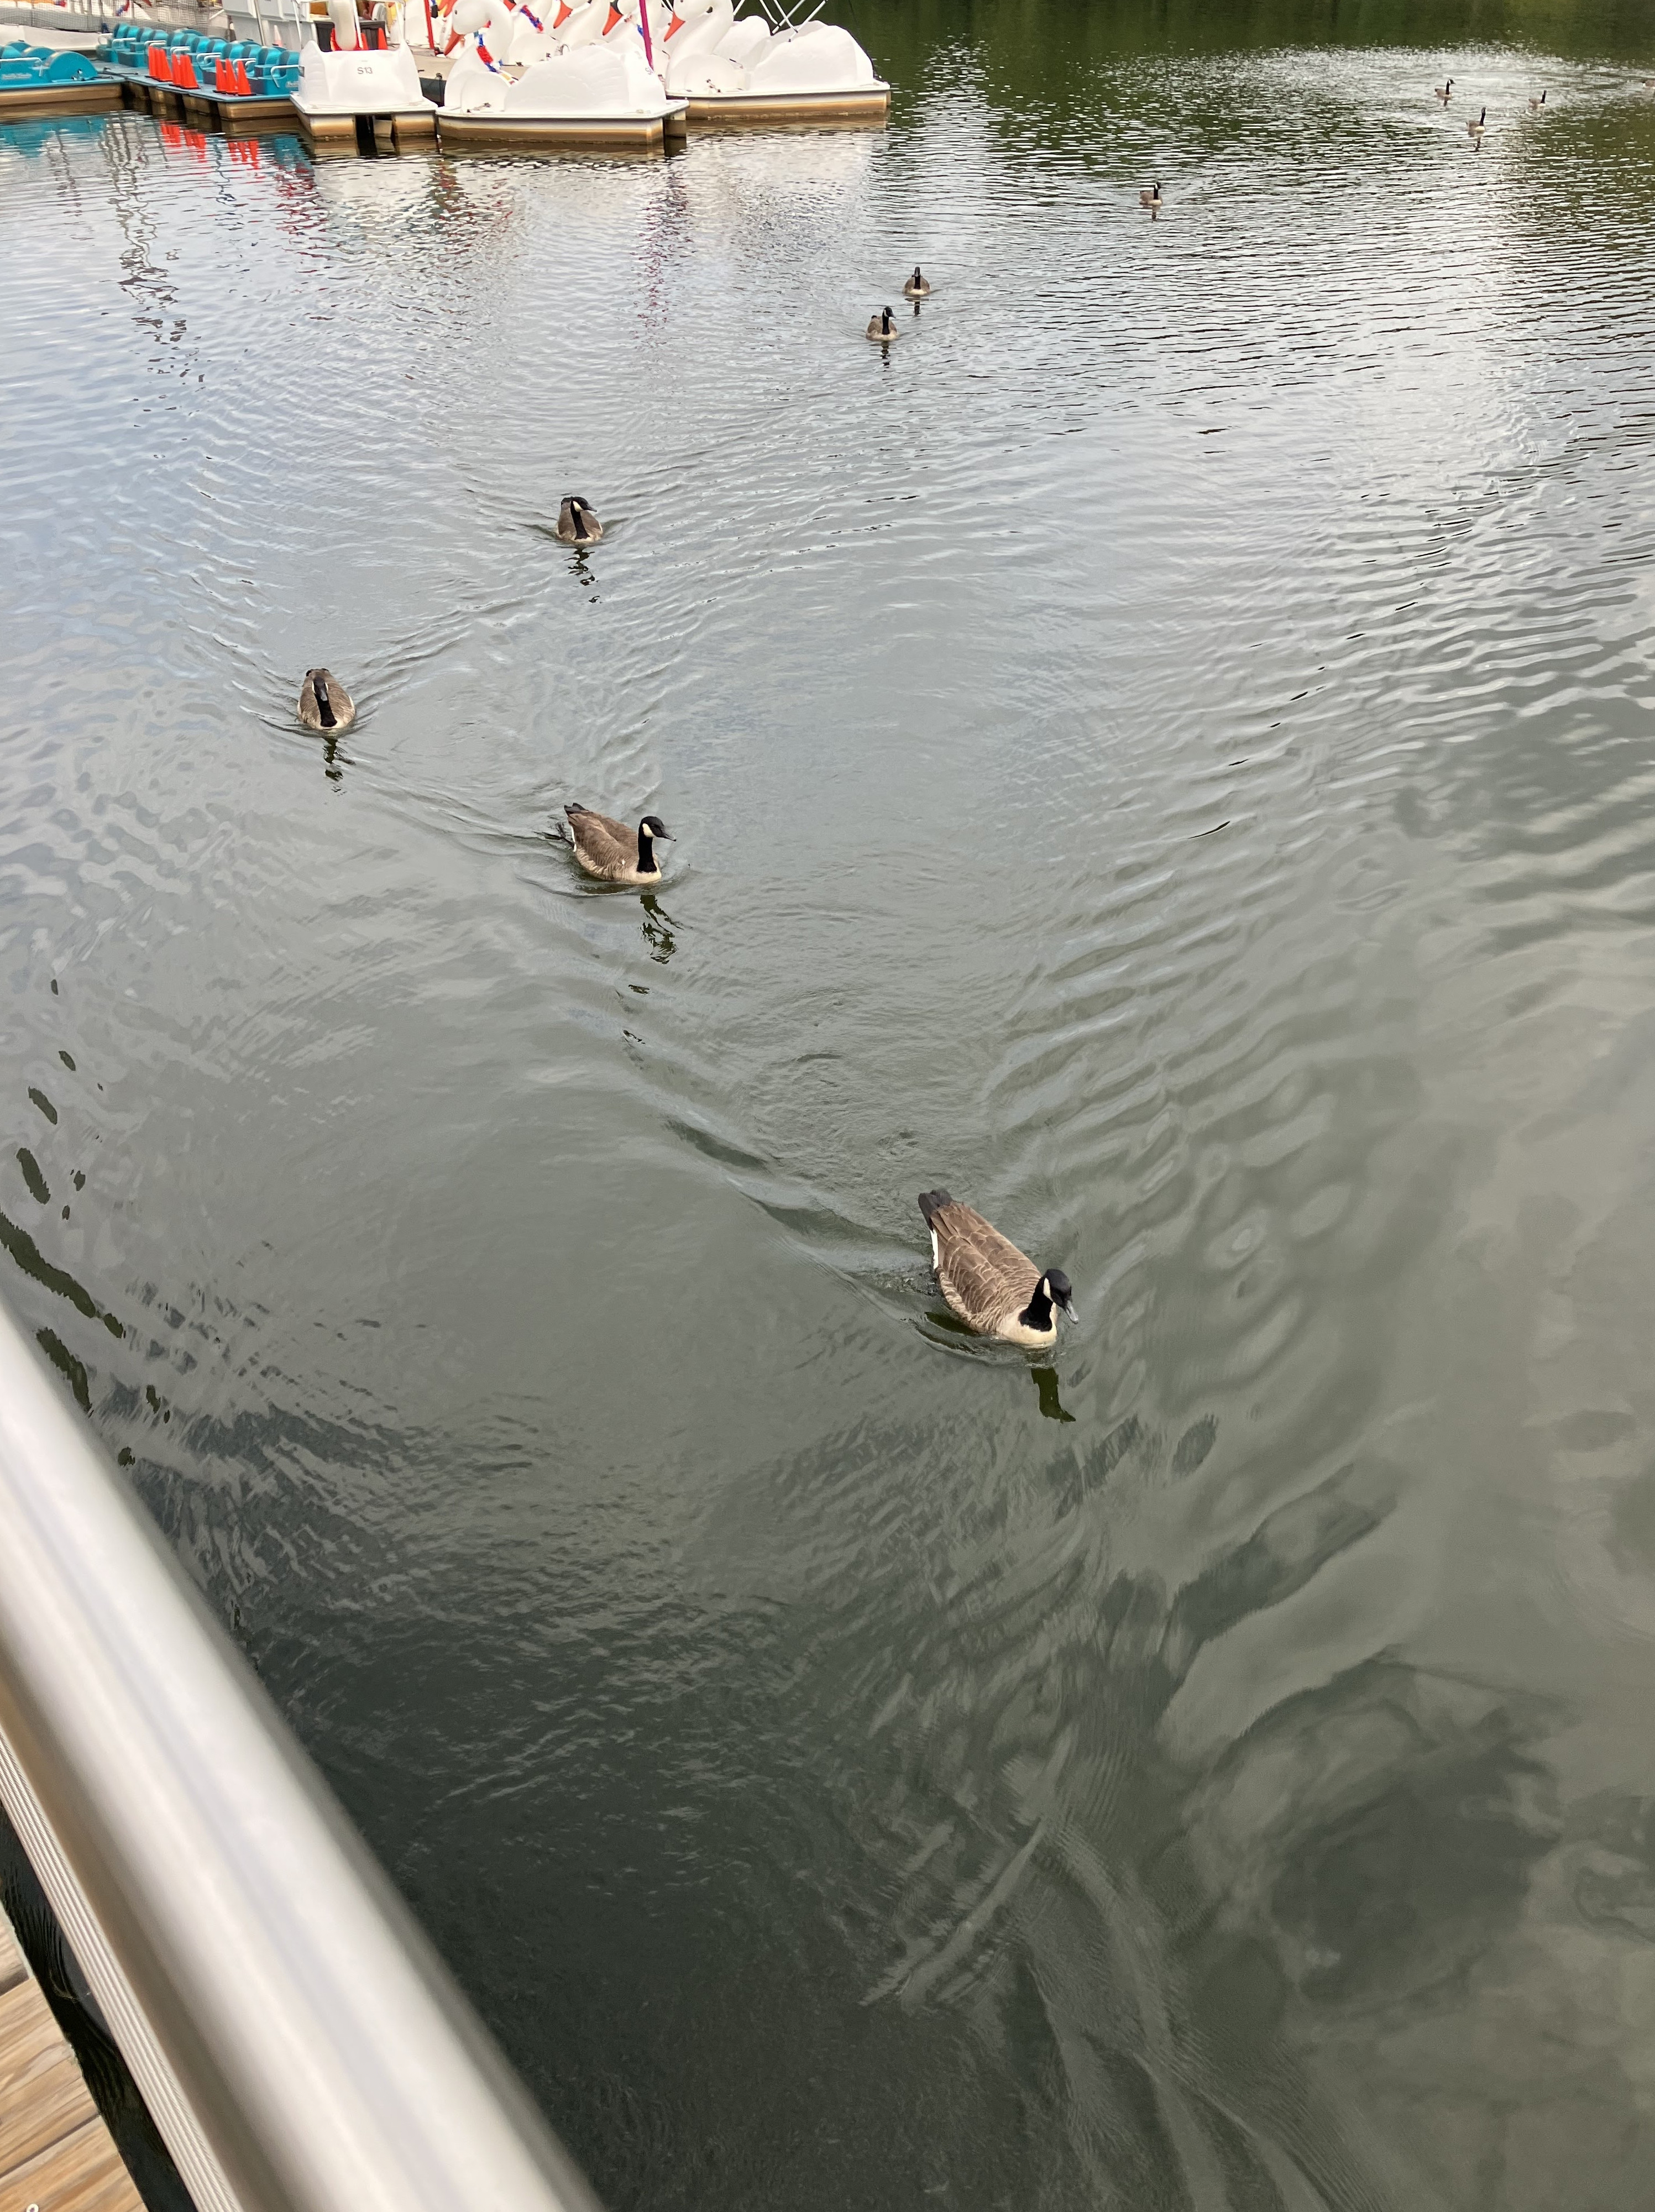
left=437, top=106, right=678, bottom=147
left=684, top=83, right=888, bottom=125
left=294, top=98, right=437, bottom=148
left=0, top=77, right=122, bottom=117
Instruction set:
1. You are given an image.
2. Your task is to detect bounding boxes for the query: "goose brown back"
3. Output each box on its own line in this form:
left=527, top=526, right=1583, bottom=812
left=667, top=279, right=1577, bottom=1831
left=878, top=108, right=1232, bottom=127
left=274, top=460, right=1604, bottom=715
left=919, top=1190, right=1044, bottom=1339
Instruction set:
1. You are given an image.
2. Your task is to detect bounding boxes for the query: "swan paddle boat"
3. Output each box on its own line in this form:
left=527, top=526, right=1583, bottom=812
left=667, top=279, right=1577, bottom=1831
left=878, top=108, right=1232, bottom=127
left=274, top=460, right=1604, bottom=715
left=435, top=0, right=687, bottom=148
left=292, top=0, right=437, bottom=149
left=659, top=0, right=887, bottom=125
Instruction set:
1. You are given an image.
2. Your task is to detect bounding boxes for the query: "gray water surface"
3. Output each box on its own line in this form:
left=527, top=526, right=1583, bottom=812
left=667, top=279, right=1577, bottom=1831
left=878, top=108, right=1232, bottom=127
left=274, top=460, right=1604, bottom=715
left=4, top=4, right=1655, bottom=2205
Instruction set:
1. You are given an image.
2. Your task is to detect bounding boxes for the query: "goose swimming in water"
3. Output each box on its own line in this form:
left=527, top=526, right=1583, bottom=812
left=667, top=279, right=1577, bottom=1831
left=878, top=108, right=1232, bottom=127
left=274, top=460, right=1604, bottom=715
left=1468, top=106, right=1486, bottom=136
left=902, top=266, right=931, bottom=297
left=1434, top=77, right=1453, bottom=100
left=298, top=668, right=355, bottom=735
left=866, top=306, right=898, bottom=341
left=1528, top=88, right=1547, bottom=108
left=559, top=804, right=671, bottom=885
left=918, top=1190, right=1075, bottom=1348
left=556, top=496, right=603, bottom=547
left=1140, top=181, right=1162, bottom=209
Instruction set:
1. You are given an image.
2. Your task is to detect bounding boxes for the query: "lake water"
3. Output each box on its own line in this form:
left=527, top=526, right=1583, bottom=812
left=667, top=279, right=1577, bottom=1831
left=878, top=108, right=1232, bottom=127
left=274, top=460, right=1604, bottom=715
left=4, top=3, right=1655, bottom=2204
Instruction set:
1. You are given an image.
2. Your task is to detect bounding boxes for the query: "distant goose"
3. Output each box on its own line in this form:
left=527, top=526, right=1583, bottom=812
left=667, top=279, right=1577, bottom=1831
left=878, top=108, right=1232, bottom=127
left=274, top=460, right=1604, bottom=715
left=298, top=668, right=355, bottom=734
left=1528, top=88, right=1547, bottom=108
left=1468, top=106, right=1486, bottom=136
left=1434, top=77, right=1453, bottom=100
left=559, top=804, right=670, bottom=885
left=866, top=306, right=898, bottom=340
left=902, top=266, right=931, bottom=297
left=1140, top=181, right=1162, bottom=209
left=918, top=1190, right=1075, bottom=1347
left=556, top=496, right=603, bottom=546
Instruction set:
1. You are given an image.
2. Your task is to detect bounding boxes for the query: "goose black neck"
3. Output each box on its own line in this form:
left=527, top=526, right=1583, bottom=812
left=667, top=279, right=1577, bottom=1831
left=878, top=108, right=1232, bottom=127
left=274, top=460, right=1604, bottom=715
left=1018, top=1281, right=1054, bottom=1333
left=637, top=827, right=658, bottom=873
left=316, top=682, right=337, bottom=730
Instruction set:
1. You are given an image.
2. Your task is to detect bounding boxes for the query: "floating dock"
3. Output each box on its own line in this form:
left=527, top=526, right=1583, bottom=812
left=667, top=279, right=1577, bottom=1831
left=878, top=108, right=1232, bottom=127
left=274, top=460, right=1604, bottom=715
left=107, top=30, right=303, bottom=132
left=0, top=1899, right=142, bottom=2212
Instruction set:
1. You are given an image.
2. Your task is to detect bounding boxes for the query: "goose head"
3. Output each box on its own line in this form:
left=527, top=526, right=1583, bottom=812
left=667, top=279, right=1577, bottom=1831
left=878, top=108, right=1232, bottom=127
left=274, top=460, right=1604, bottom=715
left=637, top=814, right=672, bottom=862
left=559, top=495, right=601, bottom=542
left=1020, top=1269, right=1076, bottom=1332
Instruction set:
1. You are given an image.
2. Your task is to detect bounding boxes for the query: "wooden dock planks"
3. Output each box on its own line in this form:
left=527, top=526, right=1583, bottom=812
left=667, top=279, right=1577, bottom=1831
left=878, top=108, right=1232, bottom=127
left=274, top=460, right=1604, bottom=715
left=0, top=1905, right=142, bottom=2212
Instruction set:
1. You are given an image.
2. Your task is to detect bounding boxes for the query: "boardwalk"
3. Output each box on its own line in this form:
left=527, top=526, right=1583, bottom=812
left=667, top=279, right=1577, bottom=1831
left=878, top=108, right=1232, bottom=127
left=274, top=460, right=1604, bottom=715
left=0, top=1901, right=141, bottom=2212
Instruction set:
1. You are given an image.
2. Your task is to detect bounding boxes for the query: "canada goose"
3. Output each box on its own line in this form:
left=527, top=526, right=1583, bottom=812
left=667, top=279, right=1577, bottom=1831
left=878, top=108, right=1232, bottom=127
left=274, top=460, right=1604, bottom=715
left=1140, top=181, right=1162, bottom=209
left=559, top=805, right=671, bottom=885
left=918, top=1190, right=1075, bottom=1348
left=1528, top=88, right=1546, bottom=108
left=297, top=668, right=355, bottom=734
left=1434, top=77, right=1452, bottom=100
left=556, top=496, right=603, bottom=547
left=902, top=266, right=930, bottom=297
left=1468, top=106, right=1486, bottom=136
left=866, top=306, right=898, bottom=341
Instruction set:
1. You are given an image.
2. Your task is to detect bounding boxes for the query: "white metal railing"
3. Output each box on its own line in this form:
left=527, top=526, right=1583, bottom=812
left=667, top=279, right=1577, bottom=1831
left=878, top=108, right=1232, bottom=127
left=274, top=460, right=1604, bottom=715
left=0, top=1294, right=604, bottom=2212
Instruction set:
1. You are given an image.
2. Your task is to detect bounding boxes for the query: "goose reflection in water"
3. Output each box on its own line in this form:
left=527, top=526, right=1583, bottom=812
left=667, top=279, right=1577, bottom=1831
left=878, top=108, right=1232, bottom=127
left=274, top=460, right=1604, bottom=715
left=1030, top=1366, right=1073, bottom=1423
left=923, top=1304, right=1076, bottom=1422
left=638, top=892, right=677, bottom=967
left=870, top=1446, right=1560, bottom=2203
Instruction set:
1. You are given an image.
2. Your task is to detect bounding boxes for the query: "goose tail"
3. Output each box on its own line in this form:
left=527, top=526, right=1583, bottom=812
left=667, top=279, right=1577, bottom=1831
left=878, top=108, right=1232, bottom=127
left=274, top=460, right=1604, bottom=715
left=917, top=1189, right=954, bottom=1226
